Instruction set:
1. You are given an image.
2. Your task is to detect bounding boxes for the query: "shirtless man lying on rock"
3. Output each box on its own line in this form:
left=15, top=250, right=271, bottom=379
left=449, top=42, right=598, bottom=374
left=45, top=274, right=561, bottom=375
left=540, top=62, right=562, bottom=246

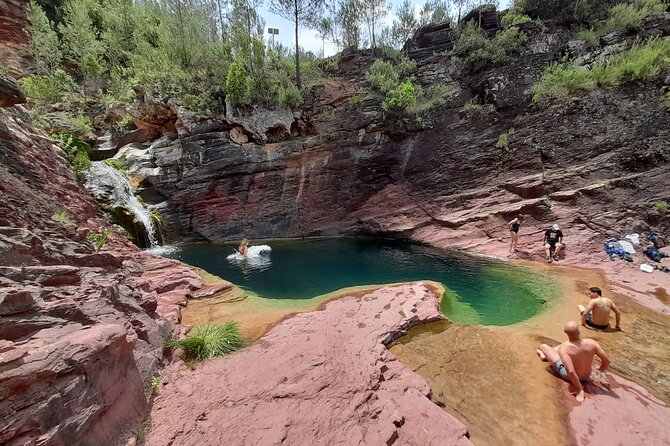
left=579, top=286, right=621, bottom=331
left=537, top=321, right=611, bottom=402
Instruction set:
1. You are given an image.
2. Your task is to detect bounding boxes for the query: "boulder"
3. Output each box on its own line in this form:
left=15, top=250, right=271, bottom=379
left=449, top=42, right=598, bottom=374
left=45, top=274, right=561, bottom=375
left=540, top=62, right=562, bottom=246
left=0, top=73, right=25, bottom=107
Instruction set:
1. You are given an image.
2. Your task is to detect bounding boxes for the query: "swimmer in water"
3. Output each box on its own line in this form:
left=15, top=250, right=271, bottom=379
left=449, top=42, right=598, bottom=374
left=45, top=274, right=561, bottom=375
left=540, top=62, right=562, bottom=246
left=238, top=238, right=249, bottom=256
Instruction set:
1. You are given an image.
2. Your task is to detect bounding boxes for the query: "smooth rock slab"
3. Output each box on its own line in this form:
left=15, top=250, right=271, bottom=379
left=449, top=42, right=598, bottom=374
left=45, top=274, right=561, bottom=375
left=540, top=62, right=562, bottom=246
left=147, top=283, right=472, bottom=446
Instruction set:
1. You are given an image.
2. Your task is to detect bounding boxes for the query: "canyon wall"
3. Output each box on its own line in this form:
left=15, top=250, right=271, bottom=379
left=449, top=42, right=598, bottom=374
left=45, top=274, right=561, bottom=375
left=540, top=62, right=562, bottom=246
left=125, top=17, right=670, bottom=252
left=0, top=0, right=34, bottom=76
left=0, top=80, right=203, bottom=444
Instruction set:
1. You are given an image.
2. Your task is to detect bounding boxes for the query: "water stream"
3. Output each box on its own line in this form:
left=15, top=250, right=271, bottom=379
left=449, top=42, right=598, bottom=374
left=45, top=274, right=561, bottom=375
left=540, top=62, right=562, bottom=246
left=85, top=162, right=159, bottom=248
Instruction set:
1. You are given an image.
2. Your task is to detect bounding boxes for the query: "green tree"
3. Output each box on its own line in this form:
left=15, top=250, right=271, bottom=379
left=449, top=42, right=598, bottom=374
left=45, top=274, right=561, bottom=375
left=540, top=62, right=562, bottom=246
left=314, top=17, right=334, bottom=57
left=98, top=0, right=136, bottom=67
left=391, top=0, right=418, bottom=49
left=361, top=0, right=388, bottom=49
left=226, top=60, right=251, bottom=106
left=337, top=0, right=362, bottom=48
left=230, top=0, right=265, bottom=74
left=58, top=0, right=102, bottom=69
left=28, top=0, right=62, bottom=73
left=419, top=0, right=451, bottom=25
left=269, top=0, right=324, bottom=89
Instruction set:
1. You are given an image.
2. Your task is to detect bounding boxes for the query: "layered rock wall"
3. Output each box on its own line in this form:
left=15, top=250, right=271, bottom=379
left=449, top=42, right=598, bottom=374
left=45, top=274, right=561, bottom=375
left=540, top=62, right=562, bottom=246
left=0, top=0, right=34, bottom=76
left=126, top=19, right=669, bottom=251
left=0, top=90, right=202, bottom=444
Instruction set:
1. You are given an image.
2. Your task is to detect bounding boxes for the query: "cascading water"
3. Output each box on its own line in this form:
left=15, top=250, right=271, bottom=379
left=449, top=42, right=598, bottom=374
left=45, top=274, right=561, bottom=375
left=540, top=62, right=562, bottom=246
left=85, top=161, right=160, bottom=248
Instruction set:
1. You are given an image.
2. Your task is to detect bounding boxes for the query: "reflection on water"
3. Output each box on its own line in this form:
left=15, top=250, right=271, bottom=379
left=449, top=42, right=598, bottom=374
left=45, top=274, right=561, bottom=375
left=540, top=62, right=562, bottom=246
left=161, top=238, right=559, bottom=326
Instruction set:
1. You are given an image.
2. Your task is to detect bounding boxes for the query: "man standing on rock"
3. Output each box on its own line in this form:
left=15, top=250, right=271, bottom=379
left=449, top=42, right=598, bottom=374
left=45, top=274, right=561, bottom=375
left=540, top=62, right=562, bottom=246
left=579, top=287, right=622, bottom=331
left=536, top=321, right=611, bottom=402
left=543, top=224, right=564, bottom=263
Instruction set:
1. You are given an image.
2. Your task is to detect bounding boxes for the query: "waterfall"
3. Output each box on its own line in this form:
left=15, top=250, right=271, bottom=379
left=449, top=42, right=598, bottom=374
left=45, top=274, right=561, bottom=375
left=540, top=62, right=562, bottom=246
left=85, top=162, right=160, bottom=248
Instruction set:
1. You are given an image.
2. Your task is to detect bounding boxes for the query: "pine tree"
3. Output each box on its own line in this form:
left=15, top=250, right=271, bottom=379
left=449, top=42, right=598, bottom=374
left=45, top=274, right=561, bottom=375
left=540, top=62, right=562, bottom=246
left=391, top=0, right=418, bottom=49
left=58, top=0, right=102, bottom=70
left=28, top=0, right=62, bottom=73
left=269, top=0, right=324, bottom=89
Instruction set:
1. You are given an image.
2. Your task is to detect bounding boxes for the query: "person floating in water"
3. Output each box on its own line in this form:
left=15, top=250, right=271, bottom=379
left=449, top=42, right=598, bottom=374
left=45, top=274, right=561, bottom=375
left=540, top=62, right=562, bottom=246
left=536, top=321, right=610, bottom=402
left=508, top=215, right=523, bottom=253
left=238, top=238, right=249, bottom=256
left=579, top=287, right=622, bottom=331
left=543, top=224, right=564, bottom=263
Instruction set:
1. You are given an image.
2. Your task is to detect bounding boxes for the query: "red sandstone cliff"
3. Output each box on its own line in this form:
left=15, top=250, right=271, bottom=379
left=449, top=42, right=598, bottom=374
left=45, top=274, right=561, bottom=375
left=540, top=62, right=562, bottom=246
left=0, top=0, right=34, bottom=76
left=0, top=79, right=203, bottom=444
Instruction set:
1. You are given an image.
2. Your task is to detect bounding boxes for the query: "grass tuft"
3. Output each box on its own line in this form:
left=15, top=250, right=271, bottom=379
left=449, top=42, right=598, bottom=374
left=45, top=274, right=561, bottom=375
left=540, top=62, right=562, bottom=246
left=169, top=322, right=244, bottom=362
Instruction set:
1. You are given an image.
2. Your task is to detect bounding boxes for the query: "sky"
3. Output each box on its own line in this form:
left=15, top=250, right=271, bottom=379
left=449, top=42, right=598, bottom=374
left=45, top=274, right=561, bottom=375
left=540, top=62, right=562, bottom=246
left=258, top=0, right=513, bottom=57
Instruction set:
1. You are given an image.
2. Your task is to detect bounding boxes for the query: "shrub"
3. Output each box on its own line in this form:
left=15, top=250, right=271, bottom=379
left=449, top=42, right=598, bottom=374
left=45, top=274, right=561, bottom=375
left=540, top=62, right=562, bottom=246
left=169, top=322, right=244, bottom=362
left=115, top=115, right=134, bottom=132
left=410, top=83, right=456, bottom=113
left=532, top=62, right=594, bottom=101
left=225, top=61, right=251, bottom=107
left=348, top=94, right=364, bottom=108
left=496, top=131, right=510, bottom=149
left=87, top=228, right=111, bottom=250
left=496, top=27, right=528, bottom=54
left=577, top=29, right=599, bottom=49
left=517, top=0, right=607, bottom=25
left=454, top=21, right=489, bottom=54
left=501, top=10, right=533, bottom=28
left=366, top=59, right=400, bottom=94
left=601, top=0, right=665, bottom=34
left=591, top=37, right=670, bottom=86
left=277, top=83, right=303, bottom=108
left=382, top=81, right=417, bottom=113
left=534, top=38, right=670, bottom=101
left=104, top=158, right=126, bottom=172
left=18, top=69, right=77, bottom=102
left=150, top=376, right=160, bottom=394
left=462, top=97, right=482, bottom=112
left=540, top=196, right=552, bottom=208
left=52, top=132, right=91, bottom=182
left=453, top=22, right=527, bottom=72
left=655, top=200, right=669, bottom=215
left=51, top=210, right=74, bottom=227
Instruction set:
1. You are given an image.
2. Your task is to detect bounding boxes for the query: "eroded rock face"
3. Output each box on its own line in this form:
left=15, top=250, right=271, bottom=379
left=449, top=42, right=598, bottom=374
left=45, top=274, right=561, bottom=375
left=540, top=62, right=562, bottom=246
left=128, top=20, right=669, bottom=257
left=0, top=103, right=203, bottom=444
left=147, top=283, right=472, bottom=446
left=0, top=0, right=34, bottom=77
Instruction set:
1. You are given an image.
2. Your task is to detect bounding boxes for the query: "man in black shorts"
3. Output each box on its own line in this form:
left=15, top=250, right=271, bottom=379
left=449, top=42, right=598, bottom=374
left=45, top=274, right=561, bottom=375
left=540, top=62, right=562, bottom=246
left=543, top=224, right=564, bottom=263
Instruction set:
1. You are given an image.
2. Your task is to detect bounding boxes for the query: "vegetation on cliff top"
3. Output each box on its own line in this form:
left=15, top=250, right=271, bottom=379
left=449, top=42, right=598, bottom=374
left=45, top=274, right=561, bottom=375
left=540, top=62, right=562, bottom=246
left=532, top=37, right=670, bottom=101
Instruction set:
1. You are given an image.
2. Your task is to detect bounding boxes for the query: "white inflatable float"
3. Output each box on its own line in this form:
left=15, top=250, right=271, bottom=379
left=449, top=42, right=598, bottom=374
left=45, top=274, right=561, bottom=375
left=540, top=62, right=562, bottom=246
left=226, top=244, right=272, bottom=260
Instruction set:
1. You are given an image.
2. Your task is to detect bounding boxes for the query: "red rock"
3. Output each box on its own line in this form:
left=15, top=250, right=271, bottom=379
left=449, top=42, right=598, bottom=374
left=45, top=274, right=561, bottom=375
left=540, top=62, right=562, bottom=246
left=568, top=372, right=670, bottom=445
left=146, top=283, right=472, bottom=446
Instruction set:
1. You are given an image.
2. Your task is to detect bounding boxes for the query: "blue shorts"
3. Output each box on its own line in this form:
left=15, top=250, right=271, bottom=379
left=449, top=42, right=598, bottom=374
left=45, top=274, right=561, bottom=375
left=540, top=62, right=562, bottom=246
left=551, top=359, right=568, bottom=380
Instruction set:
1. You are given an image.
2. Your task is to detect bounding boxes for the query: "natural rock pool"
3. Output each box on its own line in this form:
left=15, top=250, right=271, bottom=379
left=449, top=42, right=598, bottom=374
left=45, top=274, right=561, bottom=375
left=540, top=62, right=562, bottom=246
left=162, top=238, right=559, bottom=325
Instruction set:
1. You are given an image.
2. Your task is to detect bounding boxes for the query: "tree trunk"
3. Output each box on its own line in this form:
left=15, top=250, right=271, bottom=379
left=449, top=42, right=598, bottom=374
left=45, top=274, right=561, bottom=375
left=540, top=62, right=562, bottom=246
left=295, top=2, right=301, bottom=89
left=247, top=2, right=254, bottom=75
left=217, top=0, right=225, bottom=42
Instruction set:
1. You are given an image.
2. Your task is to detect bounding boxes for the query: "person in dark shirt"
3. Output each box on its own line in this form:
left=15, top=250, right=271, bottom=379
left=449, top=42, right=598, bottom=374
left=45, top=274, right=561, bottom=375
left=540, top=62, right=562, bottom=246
left=543, top=224, right=564, bottom=263
left=508, top=215, right=523, bottom=253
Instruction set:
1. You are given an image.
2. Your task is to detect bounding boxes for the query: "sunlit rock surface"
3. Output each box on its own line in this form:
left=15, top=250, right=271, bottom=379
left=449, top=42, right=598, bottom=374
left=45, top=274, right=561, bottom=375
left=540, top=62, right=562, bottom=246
left=147, top=283, right=472, bottom=446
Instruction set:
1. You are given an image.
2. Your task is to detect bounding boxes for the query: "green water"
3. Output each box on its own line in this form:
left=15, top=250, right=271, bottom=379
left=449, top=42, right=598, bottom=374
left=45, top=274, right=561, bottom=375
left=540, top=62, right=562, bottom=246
left=160, top=238, right=559, bottom=326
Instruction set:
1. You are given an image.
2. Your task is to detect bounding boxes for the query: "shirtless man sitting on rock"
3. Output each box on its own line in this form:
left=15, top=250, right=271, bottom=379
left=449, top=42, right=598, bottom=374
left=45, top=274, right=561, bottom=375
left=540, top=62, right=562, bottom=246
left=579, top=287, right=621, bottom=331
left=536, top=321, right=611, bottom=402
